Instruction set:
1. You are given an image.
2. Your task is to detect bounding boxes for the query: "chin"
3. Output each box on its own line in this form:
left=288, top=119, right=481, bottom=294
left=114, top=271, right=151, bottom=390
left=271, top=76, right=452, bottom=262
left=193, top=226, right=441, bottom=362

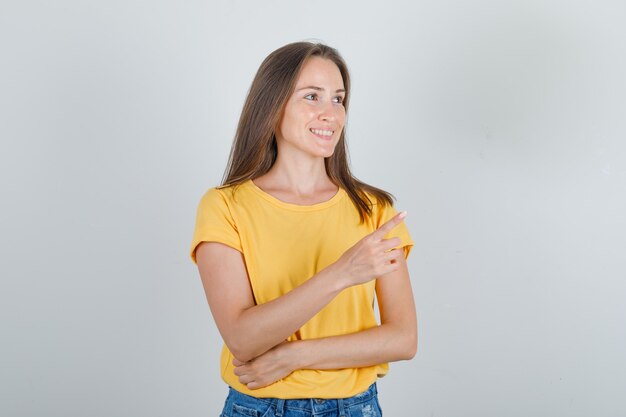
left=314, top=148, right=336, bottom=159
left=315, top=142, right=338, bottom=158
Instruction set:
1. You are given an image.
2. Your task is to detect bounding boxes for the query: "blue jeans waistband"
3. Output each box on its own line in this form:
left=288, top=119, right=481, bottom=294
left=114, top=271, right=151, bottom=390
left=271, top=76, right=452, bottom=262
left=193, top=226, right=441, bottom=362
left=223, top=382, right=379, bottom=415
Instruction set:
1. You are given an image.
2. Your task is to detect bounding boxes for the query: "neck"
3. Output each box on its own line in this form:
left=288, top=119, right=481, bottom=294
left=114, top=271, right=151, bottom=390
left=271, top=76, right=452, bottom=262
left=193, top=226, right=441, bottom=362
left=259, top=155, right=335, bottom=194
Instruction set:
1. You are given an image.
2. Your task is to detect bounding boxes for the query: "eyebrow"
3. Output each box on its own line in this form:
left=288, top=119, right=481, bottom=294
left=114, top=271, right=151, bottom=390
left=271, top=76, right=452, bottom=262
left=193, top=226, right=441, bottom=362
left=296, top=86, right=346, bottom=93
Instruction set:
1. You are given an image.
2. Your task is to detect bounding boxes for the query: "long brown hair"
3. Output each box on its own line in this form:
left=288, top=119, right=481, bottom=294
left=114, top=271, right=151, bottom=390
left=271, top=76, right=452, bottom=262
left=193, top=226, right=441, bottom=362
left=220, top=41, right=395, bottom=223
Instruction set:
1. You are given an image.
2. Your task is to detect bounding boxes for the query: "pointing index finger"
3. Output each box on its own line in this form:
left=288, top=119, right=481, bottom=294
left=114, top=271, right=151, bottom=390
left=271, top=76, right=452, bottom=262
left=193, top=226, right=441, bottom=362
left=372, top=210, right=407, bottom=240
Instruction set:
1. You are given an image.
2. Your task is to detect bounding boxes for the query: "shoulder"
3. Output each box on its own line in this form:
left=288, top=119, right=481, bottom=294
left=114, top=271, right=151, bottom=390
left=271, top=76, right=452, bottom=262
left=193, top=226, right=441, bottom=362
left=191, top=185, right=245, bottom=263
left=361, top=190, right=387, bottom=205
left=194, top=185, right=238, bottom=222
left=196, top=186, right=227, bottom=209
left=359, top=186, right=413, bottom=255
left=198, top=182, right=246, bottom=207
left=361, top=188, right=395, bottom=212
left=358, top=187, right=399, bottom=227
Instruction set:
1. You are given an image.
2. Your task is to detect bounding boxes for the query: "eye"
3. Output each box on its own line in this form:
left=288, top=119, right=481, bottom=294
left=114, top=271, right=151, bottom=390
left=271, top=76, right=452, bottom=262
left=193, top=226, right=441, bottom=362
left=333, top=96, right=345, bottom=104
left=304, top=93, right=318, bottom=101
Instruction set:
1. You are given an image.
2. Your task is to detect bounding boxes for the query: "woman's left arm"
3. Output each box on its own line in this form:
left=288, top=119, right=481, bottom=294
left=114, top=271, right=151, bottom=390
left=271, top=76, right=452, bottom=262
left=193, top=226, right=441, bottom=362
left=232, top=251, right=417, bottom=389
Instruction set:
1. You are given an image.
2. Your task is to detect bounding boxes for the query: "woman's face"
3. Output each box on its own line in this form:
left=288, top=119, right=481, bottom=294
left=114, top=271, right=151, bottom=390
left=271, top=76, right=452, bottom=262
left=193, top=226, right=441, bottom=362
left=276, top=57, right=346, bottom=159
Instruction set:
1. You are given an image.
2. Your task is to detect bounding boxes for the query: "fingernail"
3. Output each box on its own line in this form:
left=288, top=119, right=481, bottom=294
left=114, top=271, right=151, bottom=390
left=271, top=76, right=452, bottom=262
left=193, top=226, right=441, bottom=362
left=398, top=211, right=407, bottom=219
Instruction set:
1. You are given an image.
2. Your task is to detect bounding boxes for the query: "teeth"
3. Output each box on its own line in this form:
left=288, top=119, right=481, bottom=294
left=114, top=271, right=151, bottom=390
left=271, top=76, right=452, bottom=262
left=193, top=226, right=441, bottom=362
left=310, top=128, right=334, bottom=137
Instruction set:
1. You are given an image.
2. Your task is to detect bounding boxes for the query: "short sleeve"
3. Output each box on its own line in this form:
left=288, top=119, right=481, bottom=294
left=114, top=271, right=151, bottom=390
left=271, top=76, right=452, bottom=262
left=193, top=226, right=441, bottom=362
left=374, top=199, right=414, bottom=260
left=190, top=188, right=243, bottom=264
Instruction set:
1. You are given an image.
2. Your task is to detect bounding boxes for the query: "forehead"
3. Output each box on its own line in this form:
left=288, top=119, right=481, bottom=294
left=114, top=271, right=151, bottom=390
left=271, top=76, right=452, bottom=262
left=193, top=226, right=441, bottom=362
left=294, top=57, right=345, bottom=89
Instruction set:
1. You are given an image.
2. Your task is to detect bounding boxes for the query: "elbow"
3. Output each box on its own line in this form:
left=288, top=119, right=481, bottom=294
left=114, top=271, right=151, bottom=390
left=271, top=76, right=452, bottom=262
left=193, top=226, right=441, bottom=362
left=405, top=337, right=418, bottom=360
left=227, top=342, right=256, bottom=363
left=384, top=322, right=418, bottom=361
left=223, top=335, right=256, bottom=363
left=399, top=335, right=417, bottom=360
left=230, top=350, right=254, bottom=364
left=220, top=315, right=266, bottom=363
left=398, top=327, right=418, bottom=360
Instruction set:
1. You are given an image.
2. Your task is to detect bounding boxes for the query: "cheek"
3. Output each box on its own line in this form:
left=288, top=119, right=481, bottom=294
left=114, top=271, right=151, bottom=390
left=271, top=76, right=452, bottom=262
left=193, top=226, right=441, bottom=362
left=281, top=106, right=309, bottom=130
left=278, top=111, right=297, bottom=135
left=337, top=108, right=347, bottom=126
left=299, top=107, right=318, bottom=122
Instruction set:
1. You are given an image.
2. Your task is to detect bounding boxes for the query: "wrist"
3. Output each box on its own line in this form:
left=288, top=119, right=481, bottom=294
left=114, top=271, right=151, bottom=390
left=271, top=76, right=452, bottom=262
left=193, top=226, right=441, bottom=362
left=286, top=340, right=306, bottom=371
left=320, top=262, right=350, bottom=292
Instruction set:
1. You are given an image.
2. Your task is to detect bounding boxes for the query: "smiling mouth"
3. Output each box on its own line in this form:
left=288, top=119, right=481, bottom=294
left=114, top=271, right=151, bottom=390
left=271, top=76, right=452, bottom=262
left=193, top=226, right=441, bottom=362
left=310, top=128, right=334, bottom=137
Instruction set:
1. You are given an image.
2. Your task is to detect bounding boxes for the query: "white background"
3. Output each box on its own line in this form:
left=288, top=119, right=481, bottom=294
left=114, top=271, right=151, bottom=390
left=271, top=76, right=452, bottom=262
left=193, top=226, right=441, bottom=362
left=1, top=0, right=625, bottom=416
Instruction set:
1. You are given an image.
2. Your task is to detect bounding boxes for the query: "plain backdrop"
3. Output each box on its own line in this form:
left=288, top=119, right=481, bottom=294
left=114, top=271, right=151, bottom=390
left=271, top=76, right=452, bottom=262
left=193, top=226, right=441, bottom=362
left=1, top=0, right=625, bottom=416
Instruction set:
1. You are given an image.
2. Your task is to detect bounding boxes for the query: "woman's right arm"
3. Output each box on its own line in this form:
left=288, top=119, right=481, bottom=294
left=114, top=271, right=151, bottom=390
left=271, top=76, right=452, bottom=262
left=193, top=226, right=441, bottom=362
left=195, top=211, right=407, bottom=363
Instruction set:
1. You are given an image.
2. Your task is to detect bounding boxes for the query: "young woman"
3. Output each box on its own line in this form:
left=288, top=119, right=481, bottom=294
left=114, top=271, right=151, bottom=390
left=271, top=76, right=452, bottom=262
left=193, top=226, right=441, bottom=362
left=190, top=41, right=417, bottom=417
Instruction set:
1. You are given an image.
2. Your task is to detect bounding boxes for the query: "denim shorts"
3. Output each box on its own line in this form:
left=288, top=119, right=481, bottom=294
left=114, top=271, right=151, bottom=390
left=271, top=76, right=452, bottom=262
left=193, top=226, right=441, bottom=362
left=219, top=383, right=383, bottom=417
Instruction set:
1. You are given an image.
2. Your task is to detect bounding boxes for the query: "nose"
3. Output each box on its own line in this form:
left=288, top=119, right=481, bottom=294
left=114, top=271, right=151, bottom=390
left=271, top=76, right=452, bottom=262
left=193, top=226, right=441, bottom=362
left=318, top=100, right=338, bottom=122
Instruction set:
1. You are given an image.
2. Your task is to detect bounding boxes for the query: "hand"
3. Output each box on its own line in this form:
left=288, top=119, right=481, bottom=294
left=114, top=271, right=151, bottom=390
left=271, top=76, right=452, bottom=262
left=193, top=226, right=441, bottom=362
left=332, top=211, right=407, bottom=288
left=232, top=341, right=298, bottom=390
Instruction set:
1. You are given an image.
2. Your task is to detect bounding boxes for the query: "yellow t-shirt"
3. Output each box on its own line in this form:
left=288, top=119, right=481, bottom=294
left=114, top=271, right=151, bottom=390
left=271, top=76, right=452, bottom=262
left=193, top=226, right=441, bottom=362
left=190, top=179, right=414, bottom=399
